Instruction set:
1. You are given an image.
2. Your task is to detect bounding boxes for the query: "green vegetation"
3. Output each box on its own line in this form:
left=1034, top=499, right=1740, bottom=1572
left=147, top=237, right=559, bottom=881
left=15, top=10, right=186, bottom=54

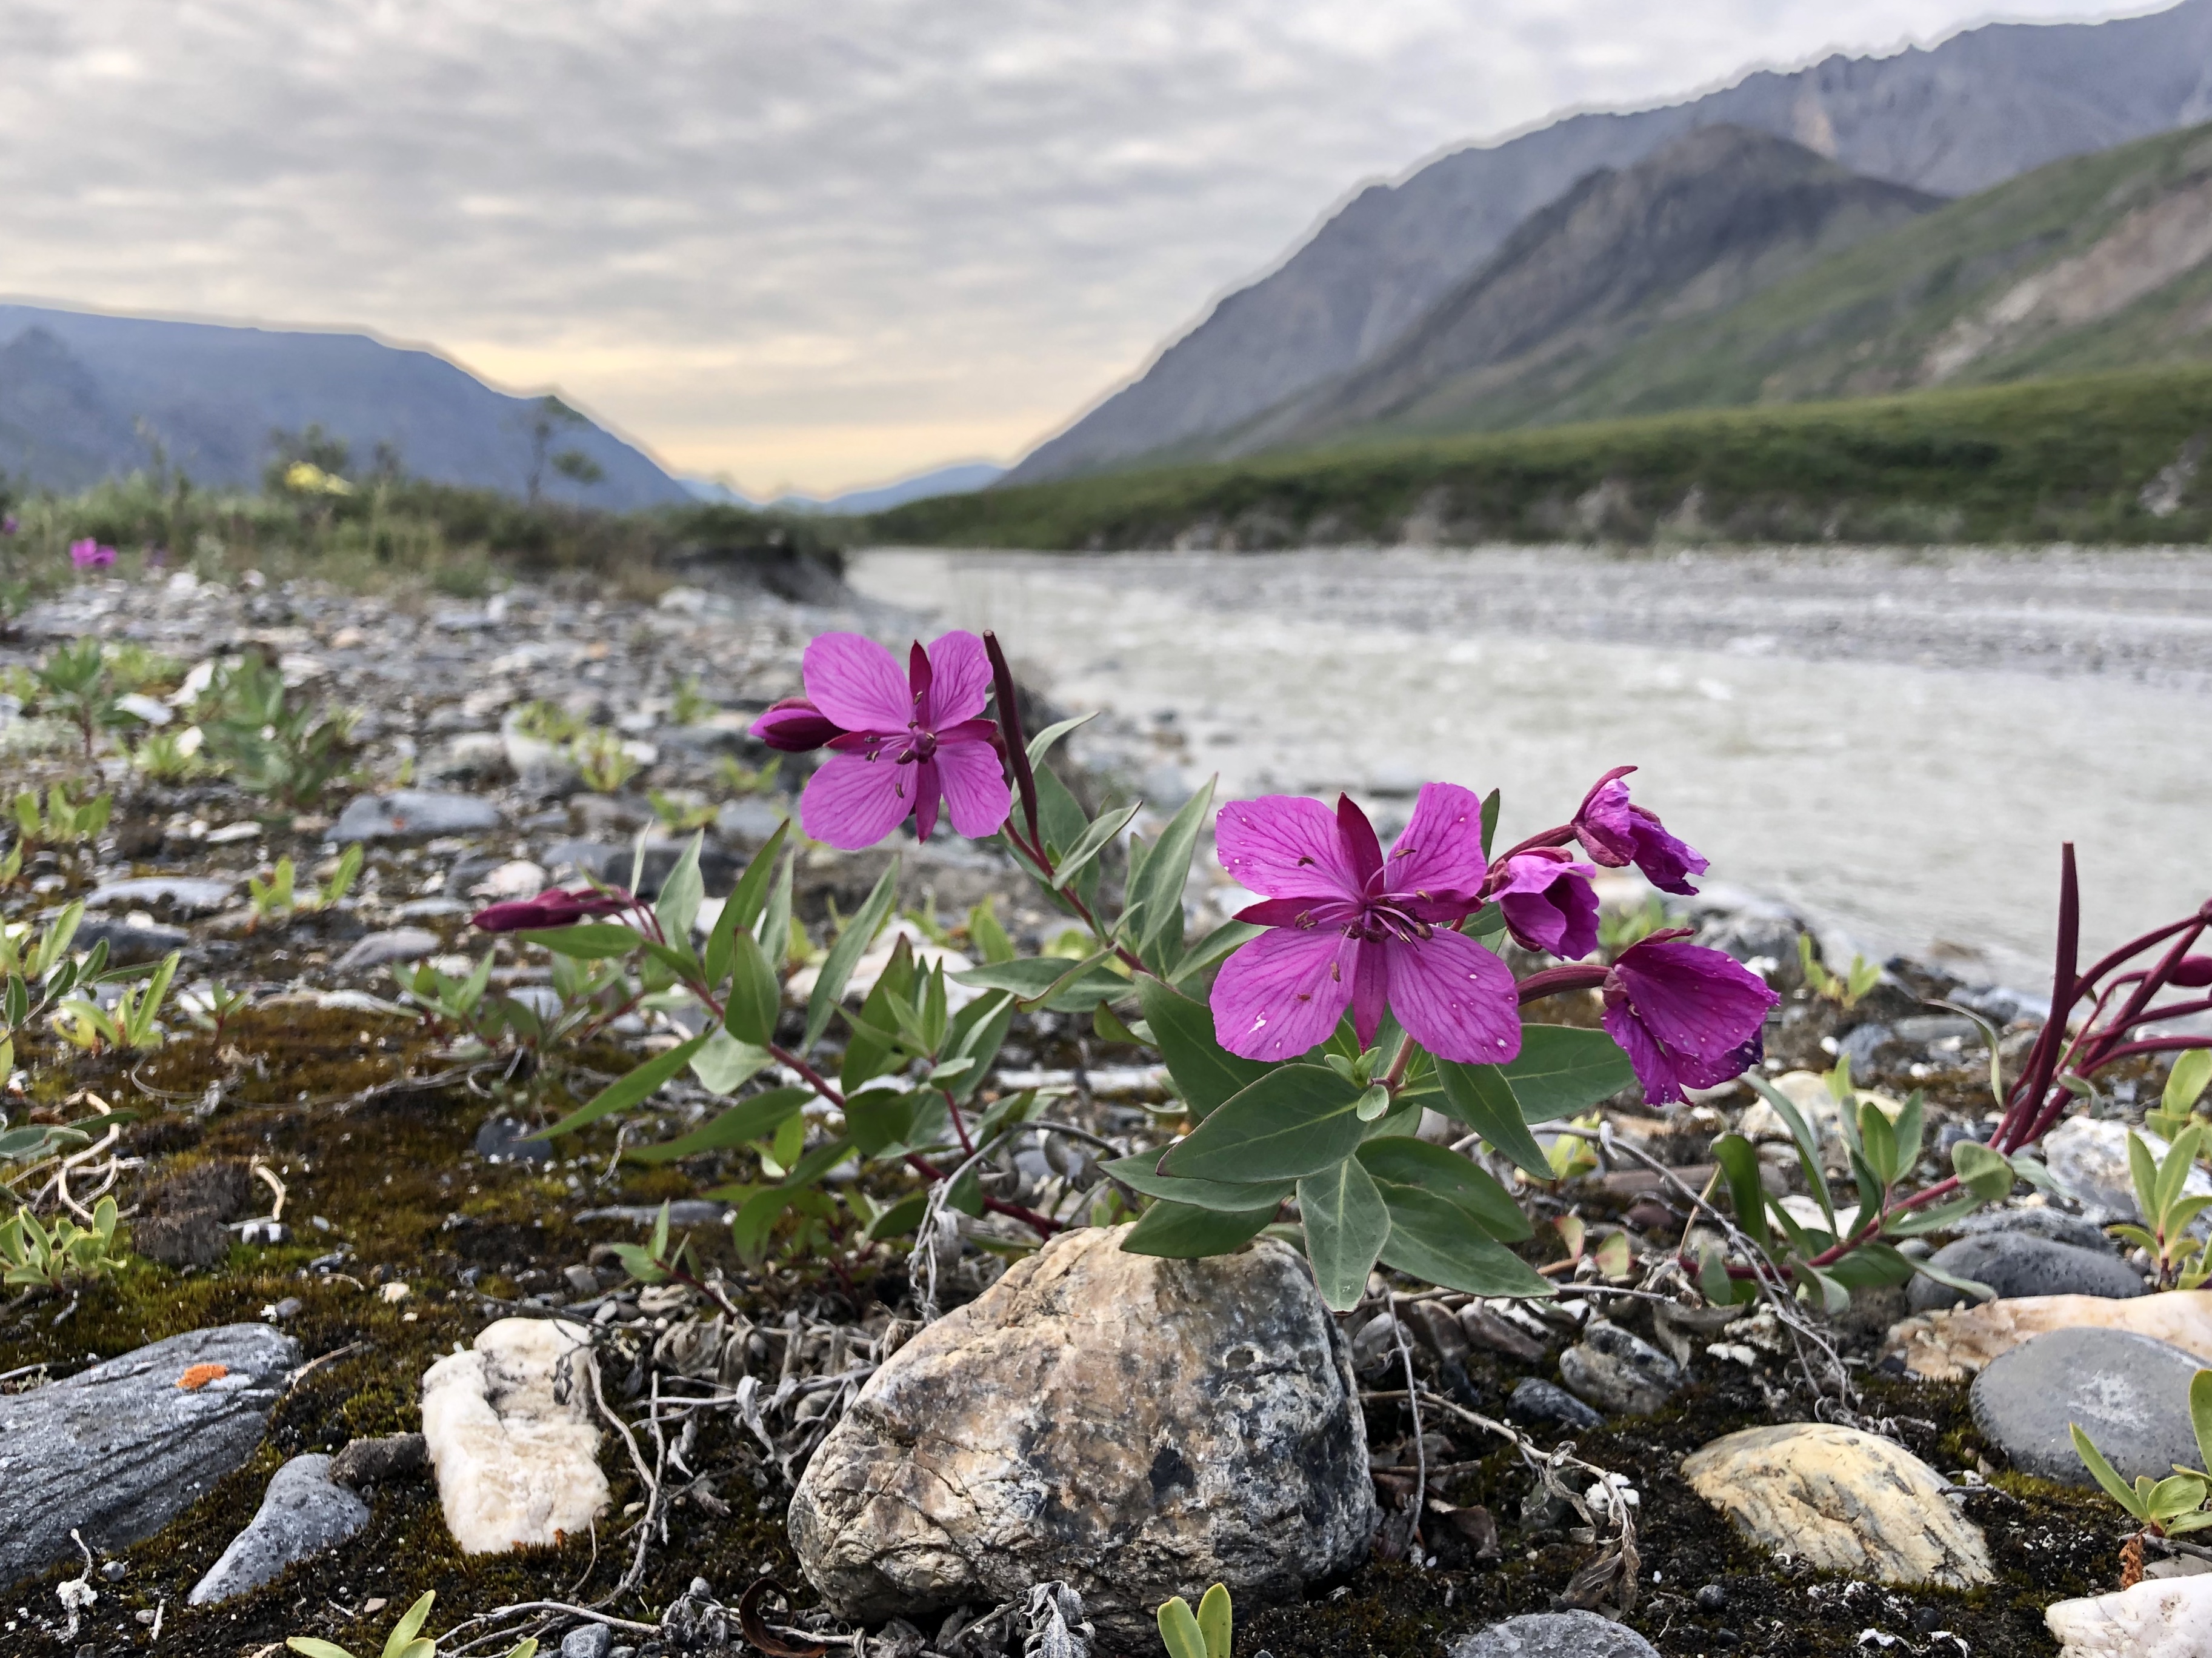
left=868, top=367, right=2212, bottom=548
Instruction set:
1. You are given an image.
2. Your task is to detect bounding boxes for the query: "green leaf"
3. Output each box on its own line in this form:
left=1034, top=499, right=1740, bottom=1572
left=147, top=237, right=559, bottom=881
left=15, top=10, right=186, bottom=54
left=531, top=1033, right=709, bottom=1139
left=2146, top=1473, right=2210, bottom=1523
left=688, top=1027, right=771, bottom=1094
left=1121, top=777, right=1216, bottom=964
left=967, top=897, right=1015, bottom=964
left=1156, top=1595, right=1207, bottom=1658
left=2191, top=1368, right=2212, bottom=1476
left=1051, top=799, right=1143, bottom=893
left=2167, top=1050, right=2212, bottom=1116
left=1101, top=1153, right=1295, bottom=1213
left=1859, top=1100, right=1899, bottom=1188
left=388, top=1593, right=436, bottom=1657
left=864, top=1189, right=930, bottom=1242
left=625, top=1087, right=810, bottom=1162
left=1196, top=1582, right=1232, bottom=1658
left=953, top=955, right=1128, bottom=1013
left=1025, top=711, right=1096, bottom=769
left=731, top=1187, right=794, bottom=1262
left=1893, top=1090, right=1925, bottom=1177
left=1122, top=1198, right=1276, bottom=1258
left=724, top=930, right=782, bottom=1047
left=1433, top=1060, right=1550, bottom=1180
left=1164, top=1064, right=1369, bottom=1182
left=1885, top=1194, right=1984, bottom=1237
left=1478, top=788, right=1500, bottom=856
left=1356, top=1136, right=1532, bottom=1241
left=654, top=831, right=705, bottom=943
left=2071, top=1423, right=2152, bottom=1522
left=705, top=820, right=790, bottom=984
left=1746, top=1072, right=1827, bottom=1173
left=1793, top=1261, right=1853, bottom=1316
left=760, top=845, right=795, bottom=971
left=1712, top=1134, right=1773, bottom=1253
left=1824, top=1240, right=1916, bottom=1289
left=1499, top=1025, right=1637, bottom=1117
left=1169, top=920, right=1265, bottom=988
left=843, top=1084, right=919, bottom=1156
left=1951, top=1139, right=2015, bottom=1202
left=286, top=1641, right=357, bottom=1658
left=1378, top=1188, right=1553, bottom=1298
left=518, top=923, right=643, bottom=959
left=805, top=858, right=901, bottom=1051
left=1299, top=1156, right=1391, bottom=1311
left=1134, top=974, right=1270, bottom=1122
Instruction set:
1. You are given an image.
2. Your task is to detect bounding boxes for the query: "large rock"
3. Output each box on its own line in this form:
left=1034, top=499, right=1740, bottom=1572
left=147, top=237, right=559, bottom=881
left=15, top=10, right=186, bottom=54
left=333, top=789, right=502, bottom=843
left=1448, top=1610, right=1660, bottom=1656
left=1905, top=1233, right=2144, bottom=1312
left=788, top=1225, right=1374, bottom=1645
left=0, top=1324, right=298, bottom=1585
left=1680, top=1423, right=1993, bottom=1588
left=1949, top=1205, right=2116, bottom=1254
left=1971, top=1325, right=2205, bottom=1485
left=187, top=1453, right=371, bottom=1604
left=421, top=1317, right=609, bottom=1552
left=1883, top=1291, right=2212, bottom=1380
left=2044, top=1117, right=2212, bottom=1229
left=2045, top=1572, right=2212, bottom=1657
left=1556, top=1320, right=1682, bottom=1416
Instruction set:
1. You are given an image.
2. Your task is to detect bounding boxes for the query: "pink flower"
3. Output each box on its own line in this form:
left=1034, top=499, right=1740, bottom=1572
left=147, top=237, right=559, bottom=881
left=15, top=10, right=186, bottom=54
left=69, top=538, right=117, bottom=570
left=1485, top=846, right=1600, bottom=959
left=471, top=887, right=634, bottom=933
left=1573, top=766, right=1708, bottom=895
left=770, top=630, right=1010, bottom=850
left=1602, top=932, right=1778, bottom=1104
left=1211, top=785, right=1519, bottom=1064
left=1, top=514, right=18, bottom=536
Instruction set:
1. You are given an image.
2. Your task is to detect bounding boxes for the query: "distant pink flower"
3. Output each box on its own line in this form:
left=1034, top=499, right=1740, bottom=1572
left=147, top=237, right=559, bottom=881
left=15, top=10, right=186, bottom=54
left=471, top=887, right=634, bottom=933
left=1602, top=931, right=1777, bottom=1104
left=766, top=630, right=1010, bottom=850
left=1, top=514, right=18, bottom=536
left=69, top=538, right=117, bottom=570
left=1211, top=785, right=1519, bottom=1064
left=1573, top=766, right=1707, bottom=895
left=1485, top=846, right=1600, bottom=959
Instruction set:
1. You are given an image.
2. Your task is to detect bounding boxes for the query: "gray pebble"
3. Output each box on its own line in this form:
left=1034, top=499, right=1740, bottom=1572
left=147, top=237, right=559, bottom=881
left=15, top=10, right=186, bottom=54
left=1971, top=1325, right=2206, bottom=1485
left=333, top=928, right=442, bottom=972
left=333, top=790, right=502, bottom=844
left=561, top=1625, right=613, bottom=1658
left=187, top=1453, right=371, bottom=1604
left=1907, top=1233, right=2144, bottom=1311
left=1509, top=1377, right=1605, bottom=1430
left=475, top=1114, right=554, bottom=1164
left=1557, top=1320, right=1682, bottom=1416
left=84, top=876, right=236, bottom=916
left=1447, top=1609, right=1660, bottom=1656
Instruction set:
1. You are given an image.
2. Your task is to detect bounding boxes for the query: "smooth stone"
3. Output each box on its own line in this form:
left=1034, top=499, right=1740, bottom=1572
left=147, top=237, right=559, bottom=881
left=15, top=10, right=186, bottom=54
left=475, top=1115, right=555, bottom=1165
left=1948, top=1205, right=2116, bottom=1254
left=1905, top=1234, right=2145, bottom=1312
left=2045, top=1572, right=2212, bottom=1657
left=1508, top=1377, right=1604, bottom=1431
left=70, top=916, right=192, bottom=964
left=187, top=1453, right=371, bottom=1604
left=1971, top=1325, right=2205, bottom=1485
left=1884, top=1291, right=2212, bottom=1380
left=421, top=1318, right=609, bottom=1553
left=788, top=1224, right=1374, bottom=1646
left=333, top=790, right=502, bottom=844
left=2044, top=1117, right=2212, bottom=1230
left=0, top=1324, right=298, bottom=1585
left=333, top=928, right=442, bottom=972
left=1681, top=1422, right=1994, bottom=1588
left=716, top=796, right=789, bottom=842
left=1447, top=1610, right=1659, bottom=1657
left=561, top=1626, right=615, bottom=1658
left=1556, top=1320, right=1682, bottom=1416
left=85, top=876, right=236, bottom=916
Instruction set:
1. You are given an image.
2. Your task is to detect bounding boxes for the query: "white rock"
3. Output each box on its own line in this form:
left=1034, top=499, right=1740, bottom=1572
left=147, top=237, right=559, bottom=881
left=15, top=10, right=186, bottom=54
left=472, top=861, right=548, bottom=901
left=421, top=1318, right=608, bottom=1553
left=2045, top=1572, right=2212, bottom=1657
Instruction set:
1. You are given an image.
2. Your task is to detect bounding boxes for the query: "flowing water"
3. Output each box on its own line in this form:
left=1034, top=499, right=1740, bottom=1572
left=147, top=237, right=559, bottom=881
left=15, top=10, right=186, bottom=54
left=849, top=545, right=2212, bottom=994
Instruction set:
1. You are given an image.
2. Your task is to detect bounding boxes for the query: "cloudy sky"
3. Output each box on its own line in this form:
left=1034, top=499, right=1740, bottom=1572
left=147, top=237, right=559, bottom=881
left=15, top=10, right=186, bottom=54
left=0, top=2, right=2156, bottom=493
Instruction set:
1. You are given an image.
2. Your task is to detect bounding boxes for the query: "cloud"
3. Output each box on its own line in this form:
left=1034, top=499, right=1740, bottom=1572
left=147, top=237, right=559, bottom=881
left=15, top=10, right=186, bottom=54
left=0, top=0, right=2148, bottom=490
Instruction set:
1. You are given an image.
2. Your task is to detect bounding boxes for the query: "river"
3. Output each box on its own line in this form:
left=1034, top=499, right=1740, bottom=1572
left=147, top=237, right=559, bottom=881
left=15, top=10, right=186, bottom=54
left=848, top=545, right=2212, bottom=994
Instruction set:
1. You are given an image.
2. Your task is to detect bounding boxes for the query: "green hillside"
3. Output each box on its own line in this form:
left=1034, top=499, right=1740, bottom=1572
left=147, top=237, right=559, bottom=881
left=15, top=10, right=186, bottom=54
left=867, top=367, right=2212, bottom=549
left=1383, top=120, right=2212, bottom=438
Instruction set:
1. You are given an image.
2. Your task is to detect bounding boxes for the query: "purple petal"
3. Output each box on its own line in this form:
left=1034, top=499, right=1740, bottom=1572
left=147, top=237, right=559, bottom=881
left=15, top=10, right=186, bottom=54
left=750, top=697, right=845, bottom=753
left=1382, top=928, right=1521, bottom=1064
left=1625, top=807, right=1708, bottom=896
left=799, top=751, right=916, bottom=849
left=1351, top=939, right=1388, bottom=1050
left=1216, top=796, right=1362, bottom=902
left=1385, top=782, right=1490, bottom=904
left=1492, top=850, right=1600, bottom=959
left=1608, top=938, right=1777, bottom=1062
left=1573, top=775, right=1638, bottom=868
left=934, top=739, right=1012, bottom=838
left=911, top=756, right=942, bottom=842
left=1602, top=996, right=1685, bottom=1105
left=802, top=633, right=914, bottom=733
left=1334, top=795, right=1386, bottom=891
left=1210, top=923, right=1358, bottom=1062
left=924, top=630, right=994, bottom=727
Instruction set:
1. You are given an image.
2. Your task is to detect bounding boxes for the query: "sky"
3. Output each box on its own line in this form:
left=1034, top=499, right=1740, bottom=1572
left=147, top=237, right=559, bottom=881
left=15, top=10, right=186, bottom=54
left=0, top=1, right=2162, bottom=495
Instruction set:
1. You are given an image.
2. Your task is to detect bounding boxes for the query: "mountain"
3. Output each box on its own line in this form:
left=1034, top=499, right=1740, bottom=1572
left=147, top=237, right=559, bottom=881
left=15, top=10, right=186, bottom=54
left=1217, top=127, right=1938, bottom=455
left=1010, top=0, right=2212, bottom=482
left=684, top=461, right=1006, bottom=515
left=0, top=304, right=689, bottom=508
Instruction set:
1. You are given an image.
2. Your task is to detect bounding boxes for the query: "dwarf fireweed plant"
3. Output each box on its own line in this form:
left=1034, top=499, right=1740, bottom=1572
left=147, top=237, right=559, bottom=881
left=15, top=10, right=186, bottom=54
left=2071, top=1370, right=2212, bottom=1539
left=2113, top=1125, right=2212, bottom=1291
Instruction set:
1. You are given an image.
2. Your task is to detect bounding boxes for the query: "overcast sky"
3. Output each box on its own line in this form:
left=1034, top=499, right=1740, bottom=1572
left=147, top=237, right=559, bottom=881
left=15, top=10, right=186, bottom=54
left=0, top=2, right=2157, bottom=493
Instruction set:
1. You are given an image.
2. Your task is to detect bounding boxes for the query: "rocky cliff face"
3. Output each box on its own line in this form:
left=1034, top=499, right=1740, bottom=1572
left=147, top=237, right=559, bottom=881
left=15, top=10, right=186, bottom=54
left=1010, top=0, right=2212, bottom=482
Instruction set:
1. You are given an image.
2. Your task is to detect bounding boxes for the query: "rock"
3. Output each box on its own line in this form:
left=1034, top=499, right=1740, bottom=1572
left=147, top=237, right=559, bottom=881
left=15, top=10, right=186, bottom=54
left=1949, top=1205, right=2116, bottom=1254
left=70, top=916, right=192, bottom=964
left=333, top=790, right=502, bottom=844
left=1733, top=1070, right=1904, bottom=1168
left=84, top=875, right=236, bottom=916
left=135, top=1210, right=230, bottom=1268
left=1905, top=1234, right=2144, bottom=1311
left=717, top=796, right=790, bottom=842
left=471, top=860, right=548, bottom=900
left=333, top=928, right=442, bottom=972
left=1447, top=1610, right=1660, bottom=1657
left=543, top=838, right=742, bottom=901
left=1508, top=1378, right=1605, bottom=1431
left=1883, top=1291, right=2212, bottom=1380
left=1556, top=1320, right=1682, bottom=1416
left=1971, top=1326, right=2206, bottom=1485
left=788, top=1224, right=1373, bottom=1646
left=187, top=1453, right=371, bottom=1604
left=329, top=1433, right=428, bottom=1488
left=1681, top=1423, right=1994, bottom=1588
left=2044, top=1117, right=2212, bottom=1229
left=0, top=1324, right=298, bottom=1586
left=561, top=1626, right=615, bottom=1658
left=421, top=1317, right=609, bottom=1553
left=1459, top=1302, right=1550, bottom=1364
left=475, top=1114, right=555, bottom=1164
left=2045, top=1571, right=2212, bottom=1656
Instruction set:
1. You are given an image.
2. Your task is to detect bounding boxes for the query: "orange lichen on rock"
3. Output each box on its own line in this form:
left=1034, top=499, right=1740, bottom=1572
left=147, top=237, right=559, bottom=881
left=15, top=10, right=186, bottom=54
left=177, top=1362, right=230, bottom=1390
